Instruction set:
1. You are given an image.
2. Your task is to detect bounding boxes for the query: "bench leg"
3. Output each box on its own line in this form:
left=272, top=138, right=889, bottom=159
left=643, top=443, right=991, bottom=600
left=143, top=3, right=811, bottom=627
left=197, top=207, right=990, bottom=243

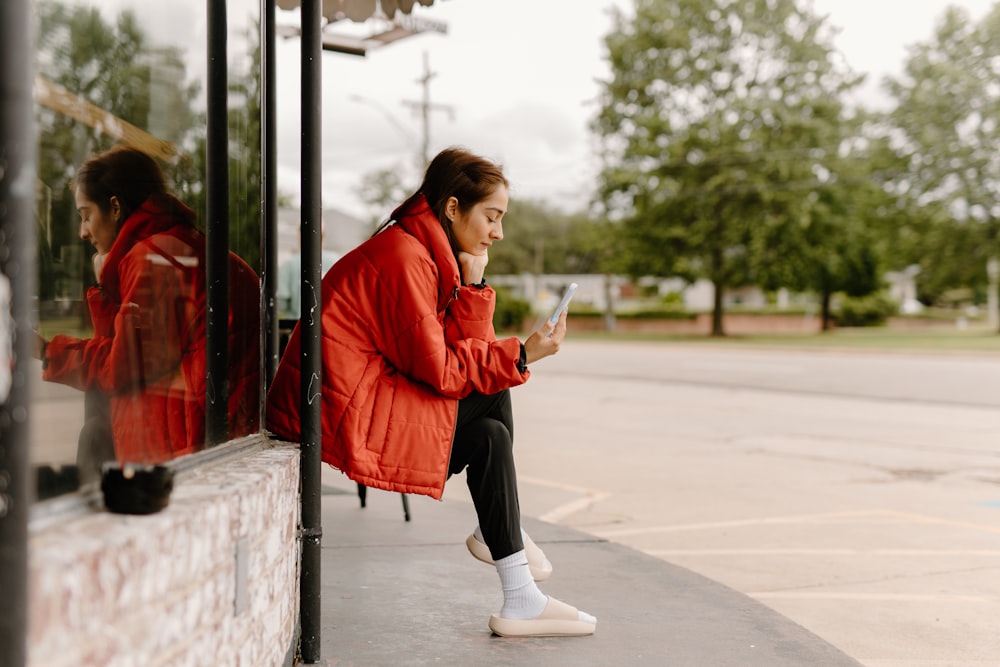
left=357, top=483, right=410, bottom=521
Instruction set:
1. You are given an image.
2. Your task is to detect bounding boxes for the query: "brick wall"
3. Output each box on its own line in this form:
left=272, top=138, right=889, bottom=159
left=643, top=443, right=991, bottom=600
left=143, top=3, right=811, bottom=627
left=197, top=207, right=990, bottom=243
left=27, top=445, right=301, bottom=667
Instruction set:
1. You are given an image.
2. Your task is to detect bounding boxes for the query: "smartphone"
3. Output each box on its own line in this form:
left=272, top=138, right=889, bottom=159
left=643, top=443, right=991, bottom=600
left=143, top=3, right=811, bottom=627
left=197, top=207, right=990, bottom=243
left=547, top=282, right=578, bottom=328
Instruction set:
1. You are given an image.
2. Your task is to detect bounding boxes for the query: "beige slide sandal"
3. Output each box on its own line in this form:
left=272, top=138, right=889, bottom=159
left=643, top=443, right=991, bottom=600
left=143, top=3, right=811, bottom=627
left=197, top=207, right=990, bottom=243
left=466, top=532, right=553, bottom=582
left=488, top=596, right=597, bottom=638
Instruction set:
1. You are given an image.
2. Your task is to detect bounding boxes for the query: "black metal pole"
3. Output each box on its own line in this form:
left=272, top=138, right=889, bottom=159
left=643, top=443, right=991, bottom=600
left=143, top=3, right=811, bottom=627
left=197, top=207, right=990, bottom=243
left=262, top=0, right=280, bottom=387
left=299, top=0, right=323, bottom=662
left=206, top=0, right=230, bottom=445
left=0, top=0, right=34, bottom=664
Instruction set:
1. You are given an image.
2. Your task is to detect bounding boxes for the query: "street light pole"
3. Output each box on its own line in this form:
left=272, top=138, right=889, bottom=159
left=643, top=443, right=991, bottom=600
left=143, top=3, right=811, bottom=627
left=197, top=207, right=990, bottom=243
left=348, top=94, right=424, bottom=190
left=417, top=51, right=433, bottom=166
left=349, top=94, right=416, bottom=146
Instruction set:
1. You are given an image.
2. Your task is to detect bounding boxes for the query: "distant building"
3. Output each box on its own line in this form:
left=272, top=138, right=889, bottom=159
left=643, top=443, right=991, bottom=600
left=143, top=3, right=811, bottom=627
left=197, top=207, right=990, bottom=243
left=884, top=265, right=924, bottom=314
left=277, top=206, right=371, bottom=264
left=489, top=274, right=620, bottom=318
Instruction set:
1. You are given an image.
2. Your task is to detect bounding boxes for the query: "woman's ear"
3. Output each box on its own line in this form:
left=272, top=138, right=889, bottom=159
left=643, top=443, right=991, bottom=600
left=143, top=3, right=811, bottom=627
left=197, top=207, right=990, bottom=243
left=109, top=196, right=122, bottom=223
left=444, top=196, right=459, bottom=223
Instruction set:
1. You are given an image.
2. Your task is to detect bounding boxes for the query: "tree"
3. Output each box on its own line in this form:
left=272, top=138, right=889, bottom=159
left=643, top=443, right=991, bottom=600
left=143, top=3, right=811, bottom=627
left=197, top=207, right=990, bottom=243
left=883, top=5, right=1000, bottom=318
left=559, top=213, right=617, bottom=275
left=486, top=198, right=562, bottom=275
left=593, top=0, right=863, bottom=335
left=35, top=2, right=266, bottom=283
left=171, top=18, right=262, bottom=271
left=358, top=165, right=411, bottom=228
left=35, top=2, right=203, bottom=299
left=355, top=164, right=612, bottom=277
left=225, top=19, right=263, bottom=271
left=484, top=198, right=610, bottom=276
left=770, top=121, right=905, bottom=329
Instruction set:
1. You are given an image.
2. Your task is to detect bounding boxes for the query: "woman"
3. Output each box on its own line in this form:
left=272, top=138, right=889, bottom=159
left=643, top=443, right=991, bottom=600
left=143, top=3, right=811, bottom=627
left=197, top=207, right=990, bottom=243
left=266, top=146, right=596, bottom=637
left=37, top=146, right=260, bottom=476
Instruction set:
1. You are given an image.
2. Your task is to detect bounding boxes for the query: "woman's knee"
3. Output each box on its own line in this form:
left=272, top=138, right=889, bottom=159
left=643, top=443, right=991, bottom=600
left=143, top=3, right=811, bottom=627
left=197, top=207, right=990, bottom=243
left=450, top=416, right=513, bottom=476
left=463, top=417, right=513, bottom=464
left=481, top=417, right=512, bottom=454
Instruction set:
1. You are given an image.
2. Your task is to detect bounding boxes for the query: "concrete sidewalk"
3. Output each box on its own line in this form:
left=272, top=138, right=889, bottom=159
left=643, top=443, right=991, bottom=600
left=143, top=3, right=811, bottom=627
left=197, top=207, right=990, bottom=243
left=315, top=477, right=861, bottom=667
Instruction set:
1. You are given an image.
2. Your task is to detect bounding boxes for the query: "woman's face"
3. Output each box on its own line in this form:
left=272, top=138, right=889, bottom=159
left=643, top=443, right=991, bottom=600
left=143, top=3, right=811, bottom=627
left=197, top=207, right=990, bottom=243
left=75, top=186, right=119, bottom=255
left=448, top=185, right=508, bottom=256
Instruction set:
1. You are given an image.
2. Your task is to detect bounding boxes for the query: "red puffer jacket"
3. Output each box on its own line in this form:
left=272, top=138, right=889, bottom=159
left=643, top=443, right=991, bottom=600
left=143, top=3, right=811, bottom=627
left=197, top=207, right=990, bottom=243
left=266, top=195, right=528, bottom=499
left=43, top=195, right=260, bottom=464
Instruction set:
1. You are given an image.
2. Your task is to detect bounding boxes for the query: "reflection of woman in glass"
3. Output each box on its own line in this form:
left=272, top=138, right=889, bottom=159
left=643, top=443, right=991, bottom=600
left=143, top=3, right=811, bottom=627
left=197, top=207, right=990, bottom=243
left=35, top=146, right=260, bottom=478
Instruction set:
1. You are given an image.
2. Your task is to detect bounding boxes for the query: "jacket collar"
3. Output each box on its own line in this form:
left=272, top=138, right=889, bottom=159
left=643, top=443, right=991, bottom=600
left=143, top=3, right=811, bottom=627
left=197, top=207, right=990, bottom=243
left=391, top=194, right=461, bottom=312
left=100, top=194, right=195, bottom=300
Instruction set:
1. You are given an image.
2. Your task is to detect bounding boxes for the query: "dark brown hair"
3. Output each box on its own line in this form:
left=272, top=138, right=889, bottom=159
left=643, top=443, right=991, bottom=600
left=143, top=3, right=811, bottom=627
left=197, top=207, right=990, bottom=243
left=73, top=145, right=169, bottom=226
left=381, top=146, right=509, bottom=251
left=419, top=146, right=508, bottom=225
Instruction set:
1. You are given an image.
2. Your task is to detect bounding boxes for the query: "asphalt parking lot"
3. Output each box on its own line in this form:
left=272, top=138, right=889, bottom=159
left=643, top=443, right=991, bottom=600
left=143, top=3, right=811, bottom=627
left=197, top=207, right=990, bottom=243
left=456, top=339, right=1000, bottom=667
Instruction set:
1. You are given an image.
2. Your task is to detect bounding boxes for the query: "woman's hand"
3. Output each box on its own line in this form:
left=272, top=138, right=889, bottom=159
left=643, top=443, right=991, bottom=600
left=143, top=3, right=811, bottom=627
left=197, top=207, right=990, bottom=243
left=457, top=250, right=488, bottom=286
left=522, top=309, right=567, bottom=365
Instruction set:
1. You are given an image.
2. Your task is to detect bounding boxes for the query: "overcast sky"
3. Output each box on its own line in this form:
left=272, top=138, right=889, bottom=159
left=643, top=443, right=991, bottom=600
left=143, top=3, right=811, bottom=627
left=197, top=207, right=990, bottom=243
left=272, top=0, right=997, bottom=220
left=82, top=0, right=999, bottom=220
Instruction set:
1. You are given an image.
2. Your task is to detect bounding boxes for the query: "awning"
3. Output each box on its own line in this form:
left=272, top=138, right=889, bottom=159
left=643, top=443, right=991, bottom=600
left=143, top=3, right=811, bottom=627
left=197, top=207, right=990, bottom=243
left=276, top=0, right=439, bottom=23
left=275, top=0, right=446, bottom=56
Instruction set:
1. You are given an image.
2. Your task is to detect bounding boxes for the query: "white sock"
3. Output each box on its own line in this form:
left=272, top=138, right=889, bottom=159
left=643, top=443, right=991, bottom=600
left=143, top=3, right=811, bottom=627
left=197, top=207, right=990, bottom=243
left=495, top=550, right=548, bottom=620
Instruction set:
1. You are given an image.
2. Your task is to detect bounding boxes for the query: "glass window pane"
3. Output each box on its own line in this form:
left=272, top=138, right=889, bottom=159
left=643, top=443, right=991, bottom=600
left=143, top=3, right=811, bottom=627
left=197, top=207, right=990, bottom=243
left=32, top=0, right=262, bottom=500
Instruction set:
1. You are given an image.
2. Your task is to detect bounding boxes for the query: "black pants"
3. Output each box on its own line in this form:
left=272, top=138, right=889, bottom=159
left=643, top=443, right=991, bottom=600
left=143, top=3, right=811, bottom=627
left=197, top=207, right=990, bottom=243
left=448, top=388, right=524, bottom=561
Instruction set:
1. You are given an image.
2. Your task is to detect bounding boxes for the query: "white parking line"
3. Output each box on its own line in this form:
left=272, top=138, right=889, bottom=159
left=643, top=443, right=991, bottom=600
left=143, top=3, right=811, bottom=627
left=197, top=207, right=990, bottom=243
left=750, top=592, right=1000, bottom=603
left=648, top=548, right=1000, bottom=556
left=592, top=510, right=886, bottom=538
left=517, top=474, right=612, bottom=524
left=593, top=509, right=1000, bottom=538
left=881, top=509, right=1000, bottom=534
left=538, top=493, right=612, bottom=523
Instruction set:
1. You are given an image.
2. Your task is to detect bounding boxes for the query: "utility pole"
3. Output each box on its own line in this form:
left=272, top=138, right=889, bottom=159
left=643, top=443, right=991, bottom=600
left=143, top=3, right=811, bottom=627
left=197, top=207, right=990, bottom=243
left=402, top=51, right=454, bottom=168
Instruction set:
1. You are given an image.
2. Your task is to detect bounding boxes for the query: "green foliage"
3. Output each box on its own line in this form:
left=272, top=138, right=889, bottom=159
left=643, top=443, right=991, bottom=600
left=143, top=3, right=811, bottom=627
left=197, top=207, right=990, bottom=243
left=227, top=19, right=263, bottom=271
left=171, top=17, right=261, bottom=271
left=35, top=2, right=262, bottom=276
left=485, top=198, right=615, bottom=276
left=638, top=283, right=659, bottom=298
left=883, top=5, right=1000, bottom=305
left=36, top=1, right=206, bottom=296
left=487, top=198, right=561, bottom=275
left=659, top=291, right=685, bottom=308
left=560, top=213, right=618, bottom=275
left=358, top=166, right=412, bottom=225
left=614, top=309, right=697, bottom=321
left=593, top=0, right=865, bottom=335
left=492, top=286, right=532, bottom=332
left=833, top=292, right=898, bottom=327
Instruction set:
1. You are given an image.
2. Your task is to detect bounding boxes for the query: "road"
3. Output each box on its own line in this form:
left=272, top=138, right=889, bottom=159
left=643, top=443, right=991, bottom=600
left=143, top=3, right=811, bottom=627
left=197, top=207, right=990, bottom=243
left=454, top=339, right=1000, bottom=667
